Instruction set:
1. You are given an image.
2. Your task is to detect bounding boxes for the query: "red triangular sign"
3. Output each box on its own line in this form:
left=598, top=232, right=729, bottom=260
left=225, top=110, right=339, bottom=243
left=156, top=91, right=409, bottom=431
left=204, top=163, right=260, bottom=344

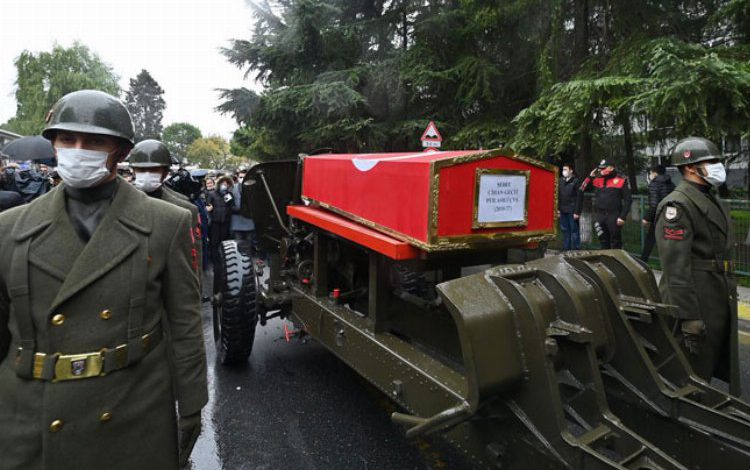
left=420, top=121, right=442, bottom=143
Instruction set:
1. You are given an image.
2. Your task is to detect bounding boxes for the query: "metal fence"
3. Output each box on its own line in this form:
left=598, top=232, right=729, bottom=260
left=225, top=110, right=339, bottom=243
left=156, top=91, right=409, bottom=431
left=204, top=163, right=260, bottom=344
left=551, top=194, right=750, bottom=277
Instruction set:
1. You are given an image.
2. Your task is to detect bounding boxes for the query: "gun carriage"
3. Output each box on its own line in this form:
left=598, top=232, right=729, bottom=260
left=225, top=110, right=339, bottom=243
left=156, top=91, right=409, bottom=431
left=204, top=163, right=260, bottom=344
left=212, top=149, right=750, bottom=469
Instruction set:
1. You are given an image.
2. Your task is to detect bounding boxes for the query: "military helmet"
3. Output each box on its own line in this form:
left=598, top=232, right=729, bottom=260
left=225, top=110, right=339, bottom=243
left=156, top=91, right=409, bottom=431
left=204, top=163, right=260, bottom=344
left=42, top=90, right=135, bottom=145
left=671, top=137, right=723, bottom=167
left=128, top=140, right=172, bottom=168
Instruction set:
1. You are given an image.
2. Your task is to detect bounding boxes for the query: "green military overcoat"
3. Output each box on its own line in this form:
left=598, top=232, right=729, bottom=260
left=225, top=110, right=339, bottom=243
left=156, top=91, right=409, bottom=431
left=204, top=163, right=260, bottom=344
left=0, top=179, right=208, bottom=470
left=162, top=186, right=202, bottom=272
left=655, top=180, right=739, bottom=394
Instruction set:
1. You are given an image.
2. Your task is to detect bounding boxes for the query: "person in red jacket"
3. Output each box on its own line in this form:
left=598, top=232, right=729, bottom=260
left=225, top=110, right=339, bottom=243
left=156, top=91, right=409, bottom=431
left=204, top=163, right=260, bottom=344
left=580, top=159, right=632, bottom=249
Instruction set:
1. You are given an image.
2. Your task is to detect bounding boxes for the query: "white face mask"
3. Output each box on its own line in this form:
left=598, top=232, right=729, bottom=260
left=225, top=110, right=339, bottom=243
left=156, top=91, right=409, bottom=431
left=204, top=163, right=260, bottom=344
left=219, top=184, right=228, bottom=192
left=562, top=169, right=571, bottom=178
left=133, top=171, right=164, bottom=193
left=700, top=162, right=726, bottom=187
left=55, top=147, right=113, bottom=189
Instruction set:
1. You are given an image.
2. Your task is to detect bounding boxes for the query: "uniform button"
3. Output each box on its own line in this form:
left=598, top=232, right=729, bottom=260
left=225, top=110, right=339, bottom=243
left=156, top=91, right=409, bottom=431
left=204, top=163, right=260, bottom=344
left=99, top=309, right=112, bottom=320
left=49, top=420, right=64, bottom=432
left=51, top=314, right=65, bottom=326
left=100, top=412, right=112, bottom=423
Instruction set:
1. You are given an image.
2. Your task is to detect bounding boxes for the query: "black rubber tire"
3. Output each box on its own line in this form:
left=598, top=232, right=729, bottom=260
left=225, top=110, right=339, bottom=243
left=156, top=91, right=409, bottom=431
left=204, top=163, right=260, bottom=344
left=212, top=240, right=257, bottom=365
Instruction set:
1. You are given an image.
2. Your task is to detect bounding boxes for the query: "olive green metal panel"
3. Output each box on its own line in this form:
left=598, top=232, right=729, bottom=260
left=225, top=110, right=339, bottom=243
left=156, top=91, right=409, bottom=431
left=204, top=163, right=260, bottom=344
left=480, top=264, right=684, bottom=470
left=292, top=294, right=468, bottom=417
left=280, top=228, right=750, bottom=469
left=291, top=252, right=687, bottom=468
left=242, top=160, right=299, bottom=241
left=553, top=250, right=750, bottom=466
left=433, top=269, right=526, bottom=408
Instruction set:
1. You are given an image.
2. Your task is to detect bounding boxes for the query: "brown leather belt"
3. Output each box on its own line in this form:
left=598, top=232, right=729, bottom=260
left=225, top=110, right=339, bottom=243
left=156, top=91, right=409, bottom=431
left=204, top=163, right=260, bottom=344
left=691, top=259, right=733, bottom=273
left=19, top=324, right=163, bottom=382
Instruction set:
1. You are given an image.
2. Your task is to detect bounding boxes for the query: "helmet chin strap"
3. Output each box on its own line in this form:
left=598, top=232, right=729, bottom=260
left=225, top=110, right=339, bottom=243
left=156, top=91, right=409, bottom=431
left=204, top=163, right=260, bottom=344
left=688, top=164, right=711, bottom=186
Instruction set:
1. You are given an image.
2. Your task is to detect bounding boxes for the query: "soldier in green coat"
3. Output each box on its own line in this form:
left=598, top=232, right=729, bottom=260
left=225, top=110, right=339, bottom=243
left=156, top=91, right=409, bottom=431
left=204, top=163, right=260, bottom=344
left=0, top=90, right=207, bottom=469
left=129, top=139, right=203, bottom=272
left=655, top=137, right=740, bottom=396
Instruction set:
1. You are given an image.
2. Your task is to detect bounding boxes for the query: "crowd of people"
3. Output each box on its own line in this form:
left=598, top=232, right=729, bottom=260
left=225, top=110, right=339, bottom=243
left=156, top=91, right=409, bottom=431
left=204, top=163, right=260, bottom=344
left=1, top=140, right=254, bottom=272
left=557, top=158, right=678, bottom=260
left=0, top=160, right=59, bottom=211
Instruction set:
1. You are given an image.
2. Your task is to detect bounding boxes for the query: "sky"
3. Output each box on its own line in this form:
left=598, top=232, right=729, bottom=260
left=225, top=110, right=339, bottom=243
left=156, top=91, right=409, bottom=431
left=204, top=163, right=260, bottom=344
left=0, top=0, right=260, bottom=139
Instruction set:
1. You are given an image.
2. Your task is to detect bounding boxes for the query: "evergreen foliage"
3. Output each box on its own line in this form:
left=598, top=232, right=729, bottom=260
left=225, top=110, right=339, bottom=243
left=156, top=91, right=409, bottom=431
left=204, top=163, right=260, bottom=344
left=218, top=0, right=750, bottom=193
left=3, top=42, right=120, bottom=136
left=124, top=69, right=166, bottom=141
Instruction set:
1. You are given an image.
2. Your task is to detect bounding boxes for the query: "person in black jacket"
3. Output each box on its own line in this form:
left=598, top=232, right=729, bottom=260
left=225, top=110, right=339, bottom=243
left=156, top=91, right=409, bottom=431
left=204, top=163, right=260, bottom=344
left=0, top=190, right=24, bottom=212
left=206, top=175, right=235, bottom=266
left=640, top=164, right=675, bottom=261
left=580, top=159, right=632, bottom=249
left=558, top=163, right=583, bottom=250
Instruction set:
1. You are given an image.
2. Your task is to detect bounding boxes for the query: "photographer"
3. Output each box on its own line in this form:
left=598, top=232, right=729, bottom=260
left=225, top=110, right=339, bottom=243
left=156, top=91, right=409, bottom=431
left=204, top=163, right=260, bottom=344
left=580, top=159, right=632, bottom=249
left=0, top=160, right=50, bottom=202
left=206, top=175, right=235, bottom=267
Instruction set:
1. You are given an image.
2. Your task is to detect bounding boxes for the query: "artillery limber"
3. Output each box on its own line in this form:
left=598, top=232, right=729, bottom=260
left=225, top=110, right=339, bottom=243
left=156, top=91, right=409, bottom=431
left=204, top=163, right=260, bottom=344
left=212, top=149, right=750, bottom=469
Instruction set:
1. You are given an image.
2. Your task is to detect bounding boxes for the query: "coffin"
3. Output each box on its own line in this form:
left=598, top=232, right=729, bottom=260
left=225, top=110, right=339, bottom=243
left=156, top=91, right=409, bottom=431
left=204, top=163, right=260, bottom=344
left=301, top=149, right=558, bottom=251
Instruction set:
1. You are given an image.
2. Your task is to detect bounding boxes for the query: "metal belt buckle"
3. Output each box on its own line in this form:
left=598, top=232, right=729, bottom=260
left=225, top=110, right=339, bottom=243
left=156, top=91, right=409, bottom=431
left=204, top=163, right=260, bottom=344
left=54, top=351, right=104, bottom=381
left=32, top=352, right=46, bottom=378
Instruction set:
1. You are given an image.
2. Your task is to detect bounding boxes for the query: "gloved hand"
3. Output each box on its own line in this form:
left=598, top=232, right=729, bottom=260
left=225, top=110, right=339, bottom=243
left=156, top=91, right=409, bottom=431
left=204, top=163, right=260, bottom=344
left=178, top=412, right=202, bottom=468
left=680, top=319, right=706, bottom=356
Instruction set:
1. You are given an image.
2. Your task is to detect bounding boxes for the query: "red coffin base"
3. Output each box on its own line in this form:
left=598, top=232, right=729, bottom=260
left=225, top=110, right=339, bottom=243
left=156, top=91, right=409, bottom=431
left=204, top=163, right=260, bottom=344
left=288, top=205, right=420, bottom=260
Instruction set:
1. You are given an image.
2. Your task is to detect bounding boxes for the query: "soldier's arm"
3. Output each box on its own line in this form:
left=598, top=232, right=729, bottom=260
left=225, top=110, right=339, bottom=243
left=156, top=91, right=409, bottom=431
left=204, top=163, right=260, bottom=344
left=655, top=202, right=701, bottom=320
left=579, top=176, right=592, bottom=193
left=0, top=281, right=9, bottom=364
left=192, top=209, right=203, bottom=273
left=163, top=211, right=208, bottom=416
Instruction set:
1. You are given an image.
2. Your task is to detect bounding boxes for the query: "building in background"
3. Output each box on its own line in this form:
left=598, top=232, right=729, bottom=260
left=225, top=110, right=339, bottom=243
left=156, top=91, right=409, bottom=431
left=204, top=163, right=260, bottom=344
left=0, top=129, right=22, bottom=150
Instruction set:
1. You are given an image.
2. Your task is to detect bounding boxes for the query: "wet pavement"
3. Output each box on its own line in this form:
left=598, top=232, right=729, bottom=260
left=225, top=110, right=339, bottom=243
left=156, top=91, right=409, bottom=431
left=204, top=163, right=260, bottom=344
left=189, top=273, right=750, bottom=470
left=188, top=273, right=440, bottom=470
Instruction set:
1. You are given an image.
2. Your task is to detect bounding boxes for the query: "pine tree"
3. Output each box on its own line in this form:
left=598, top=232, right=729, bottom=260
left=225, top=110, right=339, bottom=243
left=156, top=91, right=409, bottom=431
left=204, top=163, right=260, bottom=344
left=124, top=69, right=166, bottom=141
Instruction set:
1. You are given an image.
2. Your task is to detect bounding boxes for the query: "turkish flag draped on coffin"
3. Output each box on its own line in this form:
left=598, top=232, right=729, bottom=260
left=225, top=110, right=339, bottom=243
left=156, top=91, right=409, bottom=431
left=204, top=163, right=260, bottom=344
left=301, top=149, right=558, bottom=252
